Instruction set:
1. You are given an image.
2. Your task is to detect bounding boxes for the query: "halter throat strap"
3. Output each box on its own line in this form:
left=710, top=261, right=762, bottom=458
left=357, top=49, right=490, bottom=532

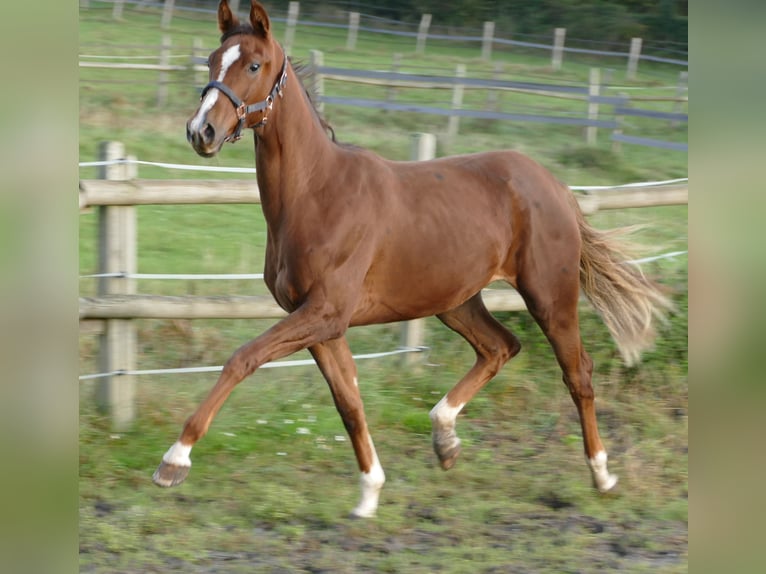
left=200, top=52, right=288, bottom=142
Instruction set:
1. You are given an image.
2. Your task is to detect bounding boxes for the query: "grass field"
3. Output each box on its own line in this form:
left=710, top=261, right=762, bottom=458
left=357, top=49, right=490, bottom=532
left=79, top=3, right=687, bottom=572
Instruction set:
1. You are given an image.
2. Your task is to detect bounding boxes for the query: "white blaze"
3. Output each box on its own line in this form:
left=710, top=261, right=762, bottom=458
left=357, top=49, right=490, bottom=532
left=189, top=43, right=241, bottom=132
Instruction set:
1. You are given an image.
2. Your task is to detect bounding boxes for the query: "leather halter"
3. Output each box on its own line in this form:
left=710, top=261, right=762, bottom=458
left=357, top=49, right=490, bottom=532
left=199, top=51, right=288, bottom=142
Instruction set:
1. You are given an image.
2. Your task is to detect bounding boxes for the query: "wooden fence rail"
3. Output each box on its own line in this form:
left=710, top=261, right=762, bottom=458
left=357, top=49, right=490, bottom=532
left=78, top=178, right=687, bottom=212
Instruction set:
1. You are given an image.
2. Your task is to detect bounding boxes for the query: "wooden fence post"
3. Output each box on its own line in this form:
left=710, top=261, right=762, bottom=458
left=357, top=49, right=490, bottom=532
left=586, top=67, right=600, bottom=145
left=552, top=28, right=566, bottom=71
left=627, top=37, right=642, bottom=80
left=157, top=35, right=171, bottom=107
left=95, top=142, right=137, bottom=431
left=112, top=0, right=125, bottom=21
left=485, top=61, right=504, bottom=112
left=416, top=14, right=432, bottom=55
left=400, top=133, right=436, bottom=363
left=284, top=1, right=300, bottom=57
left=672, top=71, right=688, bottom=127
left=310, top=49, right=324, bottom=114
left=447, top=64, right=466, bottom=140
left=161, top=0, right=175, bottom=30
left=386, top=53, right=402, bottom=106
left=611, top=92, right=628, bottom=153
left=347, top=12, right=360, bottom=51
left=192, top=37, right=206, bottom=88
left=481, top=21, right=495, bottom=60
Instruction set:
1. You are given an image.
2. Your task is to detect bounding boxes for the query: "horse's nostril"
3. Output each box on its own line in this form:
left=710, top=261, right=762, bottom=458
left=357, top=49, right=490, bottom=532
left=186, top=123, right=193, bottom=143
left=203, top=123, right=216, bottom=145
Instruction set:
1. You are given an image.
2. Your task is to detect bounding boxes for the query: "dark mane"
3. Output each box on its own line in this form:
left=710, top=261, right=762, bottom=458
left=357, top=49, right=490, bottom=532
left=291, top=59, right=337, bottom=143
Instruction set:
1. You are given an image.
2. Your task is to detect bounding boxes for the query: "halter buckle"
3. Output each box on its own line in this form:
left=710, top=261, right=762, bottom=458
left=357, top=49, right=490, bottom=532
left=236, top=102, right=247, bottom=120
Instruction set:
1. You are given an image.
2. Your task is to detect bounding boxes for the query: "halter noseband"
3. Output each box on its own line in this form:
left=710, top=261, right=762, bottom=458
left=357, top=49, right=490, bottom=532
left=200, top=52, right=288, bottom=142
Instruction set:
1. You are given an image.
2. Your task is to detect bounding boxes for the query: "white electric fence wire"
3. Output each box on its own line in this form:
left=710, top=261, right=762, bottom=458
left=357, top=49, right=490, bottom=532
left=79, top=158, right=687, bottom=187
left=80, top=54, right=192, bottom=60
left=626, top=250, right=687, bottom=265
left=79, top=159, right=256, bottom=173
left=570, top=177, right=687, bottom=191
left=81, top=272, right=265, bottom=280
left=79, top=251, right=687, bottom=281
left=78, top=346, right=427, bottom=380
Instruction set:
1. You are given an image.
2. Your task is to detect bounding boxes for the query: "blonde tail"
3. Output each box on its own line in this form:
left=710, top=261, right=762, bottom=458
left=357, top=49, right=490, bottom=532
left=573, top=198, right=674, bottom=365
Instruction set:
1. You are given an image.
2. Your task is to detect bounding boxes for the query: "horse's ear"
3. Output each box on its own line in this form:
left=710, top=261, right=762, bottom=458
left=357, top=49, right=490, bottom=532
left=250, top=1, right=271, bottom=38
left=218, top=0, right=239, bottom=34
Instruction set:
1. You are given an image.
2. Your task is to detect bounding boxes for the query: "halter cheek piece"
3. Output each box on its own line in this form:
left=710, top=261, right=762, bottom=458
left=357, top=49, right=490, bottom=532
left=200, top=52, right=288, bottom=142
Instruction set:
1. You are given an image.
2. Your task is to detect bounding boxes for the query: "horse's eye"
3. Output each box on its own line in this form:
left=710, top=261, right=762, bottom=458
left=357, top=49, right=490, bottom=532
left=249, top=63, right=260, bottom=73
left=204, top=59, right=210, bottom=67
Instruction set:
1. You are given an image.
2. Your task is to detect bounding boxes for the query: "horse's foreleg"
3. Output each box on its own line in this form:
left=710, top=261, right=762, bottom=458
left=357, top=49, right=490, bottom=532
left=309, top=337, right=384, bottom=518
left=152, top=300, right=347, bottom=488
left=432, top=294, right=521, bottom=470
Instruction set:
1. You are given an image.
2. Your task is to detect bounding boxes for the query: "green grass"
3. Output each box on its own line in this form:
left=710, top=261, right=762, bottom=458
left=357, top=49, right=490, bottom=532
left=79, top=4, right=687, bottom=572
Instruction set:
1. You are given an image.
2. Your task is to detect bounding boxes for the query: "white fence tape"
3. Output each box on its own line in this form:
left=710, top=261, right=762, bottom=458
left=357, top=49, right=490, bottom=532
left=79, top=158, right=687, bottom=187
left=79, top=346, right=427, bottom=380
left=81, top=272, right=265, bottom=280
left=570, top=177, right=687, bottom=191
left=79, top=159, right=256, bottom=173
left=626, top=250, right=687, bottom=265
left=80, top=54, right=191, bottom=60
left=79, top=250, right=687, bottom=282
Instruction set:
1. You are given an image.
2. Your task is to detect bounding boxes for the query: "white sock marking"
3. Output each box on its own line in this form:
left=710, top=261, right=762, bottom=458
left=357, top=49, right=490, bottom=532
left=588, top=450, right=618, bottom=492
left=430, top=396, right=464, bottom=430
left=189, top=43, right=241, bottom=132
left=162, top=441, right=192, bottom=467
left=352, top=434, right=385, bottom=518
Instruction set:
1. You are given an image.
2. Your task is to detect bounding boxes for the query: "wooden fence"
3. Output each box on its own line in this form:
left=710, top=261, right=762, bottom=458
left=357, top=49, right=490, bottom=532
left=79, top=42, right=688, bottom=150
left=81, top=0, right=688, bottom=70
left=79, top=137, right=688, bottom=429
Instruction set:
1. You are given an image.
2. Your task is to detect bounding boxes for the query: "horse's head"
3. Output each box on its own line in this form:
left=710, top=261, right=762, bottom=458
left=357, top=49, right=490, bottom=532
left=187, top=0, right=286, bottom=157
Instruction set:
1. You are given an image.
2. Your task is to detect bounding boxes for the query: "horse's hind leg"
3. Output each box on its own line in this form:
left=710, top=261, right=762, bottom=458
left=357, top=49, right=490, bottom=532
left=309, top=336, right=385, bottom=518
left=517, top=275, right=618, bottom=493
left=431, top=293, right=521, bottom=470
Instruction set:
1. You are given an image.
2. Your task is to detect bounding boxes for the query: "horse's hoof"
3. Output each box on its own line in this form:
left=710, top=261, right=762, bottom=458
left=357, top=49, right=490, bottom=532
left=435, top=439, right=461, bottom=471
left=348, top=508, right=376, bottom=519
left=596, top=473, right=619, bottom=493
left=152, top=461, right=190, bottom=487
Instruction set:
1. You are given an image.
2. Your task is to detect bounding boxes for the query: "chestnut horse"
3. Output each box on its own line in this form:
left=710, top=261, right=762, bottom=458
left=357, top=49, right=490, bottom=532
left=153, top=0, right=671, bottom=518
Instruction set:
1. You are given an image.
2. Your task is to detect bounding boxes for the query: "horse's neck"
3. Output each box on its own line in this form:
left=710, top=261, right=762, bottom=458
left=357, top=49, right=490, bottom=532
left=254, top=69, right=334, bottom=226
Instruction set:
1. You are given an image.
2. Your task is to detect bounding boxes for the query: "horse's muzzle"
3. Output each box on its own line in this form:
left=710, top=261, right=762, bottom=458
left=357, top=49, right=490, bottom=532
left=186, top=119, right=219, bottom=158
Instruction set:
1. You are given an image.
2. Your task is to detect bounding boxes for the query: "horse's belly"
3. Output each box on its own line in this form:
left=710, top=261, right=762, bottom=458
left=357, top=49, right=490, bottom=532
left=351, top=263, right=493, bottom=325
